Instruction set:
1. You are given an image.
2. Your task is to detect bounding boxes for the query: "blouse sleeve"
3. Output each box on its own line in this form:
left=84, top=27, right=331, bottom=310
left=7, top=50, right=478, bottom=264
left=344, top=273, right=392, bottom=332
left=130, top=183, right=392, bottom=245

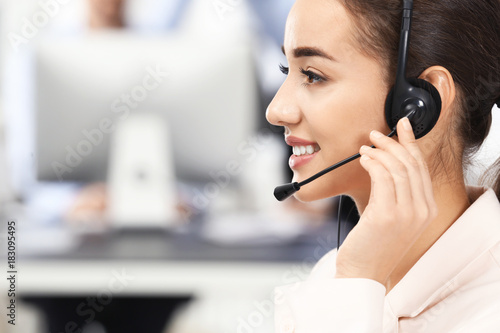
left=274, top=278, right=386, bottom=333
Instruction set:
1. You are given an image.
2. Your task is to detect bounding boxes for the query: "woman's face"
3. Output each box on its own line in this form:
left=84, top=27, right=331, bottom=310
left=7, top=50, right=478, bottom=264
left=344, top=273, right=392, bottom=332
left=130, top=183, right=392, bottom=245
left=267, top=0, right=391, bottom=202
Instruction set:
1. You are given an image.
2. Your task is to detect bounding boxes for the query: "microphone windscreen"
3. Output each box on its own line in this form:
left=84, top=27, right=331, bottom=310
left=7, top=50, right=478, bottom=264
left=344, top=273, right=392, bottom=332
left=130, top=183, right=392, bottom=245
left=274, top=182, right=301, bottom=201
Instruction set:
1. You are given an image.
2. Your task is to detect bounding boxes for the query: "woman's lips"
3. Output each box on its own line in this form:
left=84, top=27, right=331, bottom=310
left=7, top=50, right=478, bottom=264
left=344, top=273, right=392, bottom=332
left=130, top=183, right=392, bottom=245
left=285, top=136, right=320, bottom=170
left=289, top=152, right=319, bottom=169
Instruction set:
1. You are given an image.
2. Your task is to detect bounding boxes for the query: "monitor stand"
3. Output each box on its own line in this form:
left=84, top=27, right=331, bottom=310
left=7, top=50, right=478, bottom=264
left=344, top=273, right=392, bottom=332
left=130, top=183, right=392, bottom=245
left=106, top=113, right=178, bottom=229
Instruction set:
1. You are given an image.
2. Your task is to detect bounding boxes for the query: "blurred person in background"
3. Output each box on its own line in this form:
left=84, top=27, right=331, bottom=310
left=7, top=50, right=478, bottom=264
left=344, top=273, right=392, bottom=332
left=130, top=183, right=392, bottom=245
left=87, top=0, right=124, bottom=30
left=60, top=0, right=125, bottom=226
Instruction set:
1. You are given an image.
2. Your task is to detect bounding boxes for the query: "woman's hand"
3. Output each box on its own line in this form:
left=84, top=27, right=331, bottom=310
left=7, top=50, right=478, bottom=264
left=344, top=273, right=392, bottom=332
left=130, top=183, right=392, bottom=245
left=335, top=117, right=438, bottom=288
left=65, top=182, right=108, bottom=228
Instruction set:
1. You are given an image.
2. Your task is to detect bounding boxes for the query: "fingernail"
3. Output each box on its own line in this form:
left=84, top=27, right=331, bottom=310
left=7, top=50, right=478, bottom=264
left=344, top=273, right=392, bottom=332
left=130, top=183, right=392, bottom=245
left=360, top=145, right=370, bottom=152
left=360, top=155, right=371, bottom=162
left=370, top=130, right=383, bottom=139
left=402, top=117, right=412, bottom=131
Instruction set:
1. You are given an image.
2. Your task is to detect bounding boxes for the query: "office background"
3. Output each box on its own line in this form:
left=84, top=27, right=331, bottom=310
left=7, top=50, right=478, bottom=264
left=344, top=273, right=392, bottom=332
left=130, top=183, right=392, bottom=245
left=0, top=1, right=341, bottom=333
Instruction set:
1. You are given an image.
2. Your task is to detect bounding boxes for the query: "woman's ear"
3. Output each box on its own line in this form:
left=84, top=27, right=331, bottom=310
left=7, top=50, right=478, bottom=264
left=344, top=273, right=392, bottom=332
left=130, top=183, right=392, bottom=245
left=417, top=66, right=463, bottom=179
left=419, top=66, right=456, bottom=120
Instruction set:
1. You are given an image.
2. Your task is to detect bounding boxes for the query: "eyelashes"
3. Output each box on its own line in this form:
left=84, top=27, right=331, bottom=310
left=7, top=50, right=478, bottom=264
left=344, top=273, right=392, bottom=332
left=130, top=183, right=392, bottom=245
left=299, top=67, right=325, bottom=85
left=279, top=63, right=289, bottom=75
left=278, top=63, right=326, bottom=85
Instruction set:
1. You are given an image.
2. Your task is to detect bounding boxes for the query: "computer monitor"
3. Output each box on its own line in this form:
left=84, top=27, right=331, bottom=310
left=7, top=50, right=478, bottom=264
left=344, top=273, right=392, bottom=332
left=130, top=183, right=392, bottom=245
left=35, top=31, right=259, bottom=183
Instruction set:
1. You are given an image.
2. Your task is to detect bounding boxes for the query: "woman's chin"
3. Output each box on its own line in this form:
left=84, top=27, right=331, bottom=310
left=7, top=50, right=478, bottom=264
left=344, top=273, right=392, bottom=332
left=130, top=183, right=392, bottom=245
left=292, top=185, right=333, bottom=203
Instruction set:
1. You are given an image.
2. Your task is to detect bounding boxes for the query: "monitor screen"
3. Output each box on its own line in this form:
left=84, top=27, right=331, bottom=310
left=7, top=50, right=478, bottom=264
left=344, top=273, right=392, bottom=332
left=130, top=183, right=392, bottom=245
left=35, top=31, right=259, bottom=183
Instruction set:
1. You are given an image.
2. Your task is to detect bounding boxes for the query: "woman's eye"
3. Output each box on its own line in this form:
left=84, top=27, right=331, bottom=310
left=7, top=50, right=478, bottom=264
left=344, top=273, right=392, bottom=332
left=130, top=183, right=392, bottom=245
left=278, top=64, right=326, bottom=85
left=300, top=68, right=324, bottom=85
left=279, top=63, right=289, bottom=75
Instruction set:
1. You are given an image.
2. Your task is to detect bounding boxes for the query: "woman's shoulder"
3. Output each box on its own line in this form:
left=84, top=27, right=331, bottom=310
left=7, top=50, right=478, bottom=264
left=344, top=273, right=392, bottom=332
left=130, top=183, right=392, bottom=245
left=466, top=186, right=499, bottom=207
left=462, top=186, right=500, bottom=223
left=307, top=248, right=338, bottom=281
left=490, top=240, right=500, bottom=271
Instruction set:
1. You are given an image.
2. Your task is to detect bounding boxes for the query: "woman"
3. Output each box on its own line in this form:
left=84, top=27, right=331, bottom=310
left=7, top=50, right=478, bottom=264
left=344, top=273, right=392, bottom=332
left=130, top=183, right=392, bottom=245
left=267, top=0, right=500, bottom=331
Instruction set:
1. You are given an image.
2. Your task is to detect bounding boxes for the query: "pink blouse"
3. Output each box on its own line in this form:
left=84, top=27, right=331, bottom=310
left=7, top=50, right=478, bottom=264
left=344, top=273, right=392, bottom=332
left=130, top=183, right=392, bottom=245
left=275, top=187, right=500, bottom=332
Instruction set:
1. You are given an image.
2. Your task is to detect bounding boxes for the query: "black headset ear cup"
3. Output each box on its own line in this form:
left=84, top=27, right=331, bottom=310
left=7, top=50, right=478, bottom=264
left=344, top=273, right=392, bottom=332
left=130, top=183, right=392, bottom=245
left=384, top=78, right=442, bottom=139
left=408, top=77, right=442, bottom=112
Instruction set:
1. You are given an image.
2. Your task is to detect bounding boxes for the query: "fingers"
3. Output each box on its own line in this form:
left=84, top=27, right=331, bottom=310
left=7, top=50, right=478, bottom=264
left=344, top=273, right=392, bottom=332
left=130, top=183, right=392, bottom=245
left=396, top=118, right=436, bottom=210
left=359, top=118, right=436, bottom=221
left=359, top=154, right=396, bottom=212
left=359, top=146, right=412, bottom=207
left=395, top=118, right=436, bottom=213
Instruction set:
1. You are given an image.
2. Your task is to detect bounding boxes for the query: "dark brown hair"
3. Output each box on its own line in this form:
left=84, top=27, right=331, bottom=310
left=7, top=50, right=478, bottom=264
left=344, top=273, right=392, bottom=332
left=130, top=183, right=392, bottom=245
left=340, top=0, right=500, bottom=200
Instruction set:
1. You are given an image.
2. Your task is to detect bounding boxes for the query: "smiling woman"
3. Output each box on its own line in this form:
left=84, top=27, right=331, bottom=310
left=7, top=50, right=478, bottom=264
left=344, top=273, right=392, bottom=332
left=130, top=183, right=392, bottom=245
left=268, top=0, right=390, bottom=204
left=267, top=0, right=500, bottom=332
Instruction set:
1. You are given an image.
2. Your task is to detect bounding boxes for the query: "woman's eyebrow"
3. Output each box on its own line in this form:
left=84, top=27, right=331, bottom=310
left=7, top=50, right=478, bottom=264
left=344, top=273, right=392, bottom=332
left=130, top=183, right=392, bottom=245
left=281, top=45, right=337, bottom=62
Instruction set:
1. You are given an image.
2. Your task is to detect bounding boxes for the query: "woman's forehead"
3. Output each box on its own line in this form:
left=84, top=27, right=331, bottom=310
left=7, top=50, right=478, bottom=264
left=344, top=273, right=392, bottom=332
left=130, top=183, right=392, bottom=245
left=283, top=0, right=357, bottom=63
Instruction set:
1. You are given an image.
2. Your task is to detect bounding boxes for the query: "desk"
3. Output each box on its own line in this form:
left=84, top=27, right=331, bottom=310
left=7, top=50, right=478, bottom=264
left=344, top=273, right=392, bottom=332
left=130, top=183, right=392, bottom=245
left=14, top=222, right=338, bottom=333
left=18, top=226, right=337, bottom=295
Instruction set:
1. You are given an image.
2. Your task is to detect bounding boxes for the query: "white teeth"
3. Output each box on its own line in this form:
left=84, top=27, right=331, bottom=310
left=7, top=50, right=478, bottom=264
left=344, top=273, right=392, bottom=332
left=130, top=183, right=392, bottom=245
left=293, top=144, right=320, bottom=157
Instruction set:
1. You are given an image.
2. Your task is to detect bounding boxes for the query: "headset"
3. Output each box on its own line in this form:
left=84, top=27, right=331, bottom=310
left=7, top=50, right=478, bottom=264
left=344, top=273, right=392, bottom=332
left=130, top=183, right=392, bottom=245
left=273, top=0, right=443, bottom=247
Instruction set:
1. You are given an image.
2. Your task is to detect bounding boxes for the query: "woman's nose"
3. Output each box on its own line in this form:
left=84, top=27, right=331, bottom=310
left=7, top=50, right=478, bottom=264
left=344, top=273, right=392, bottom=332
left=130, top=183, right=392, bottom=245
left=266, top=83, right=301, bottom=127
